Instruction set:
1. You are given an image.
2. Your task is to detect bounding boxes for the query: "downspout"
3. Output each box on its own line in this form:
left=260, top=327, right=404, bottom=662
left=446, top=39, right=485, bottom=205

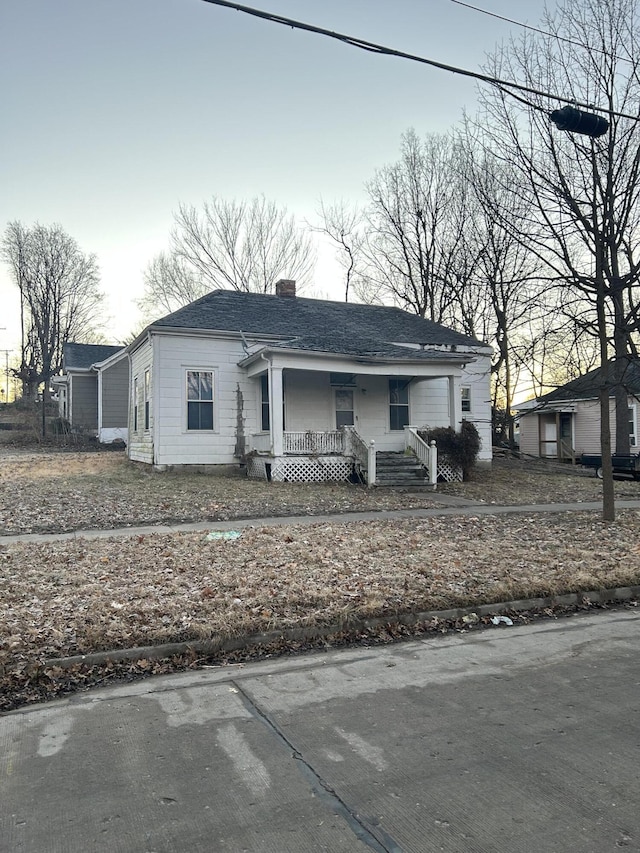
left=96, top=366, right=103, bottom=442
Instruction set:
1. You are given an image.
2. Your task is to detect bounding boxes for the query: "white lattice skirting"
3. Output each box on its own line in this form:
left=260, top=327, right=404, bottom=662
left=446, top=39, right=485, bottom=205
left=438, top=456, right=463, bottom=483
left=247, top=456, right=354, bottom=483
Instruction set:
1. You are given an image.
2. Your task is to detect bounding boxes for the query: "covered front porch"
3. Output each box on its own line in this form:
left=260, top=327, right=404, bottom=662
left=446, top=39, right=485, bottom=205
left=240, top=345, right=469, bottom=485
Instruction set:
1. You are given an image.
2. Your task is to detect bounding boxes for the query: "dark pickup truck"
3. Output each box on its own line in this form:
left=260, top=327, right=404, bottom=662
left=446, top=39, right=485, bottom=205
left=580, top=453, right=640, bottom=479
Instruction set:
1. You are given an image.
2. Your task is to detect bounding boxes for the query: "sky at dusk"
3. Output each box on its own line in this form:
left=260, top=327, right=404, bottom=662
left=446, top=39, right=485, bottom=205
left=1, top=0, right=549, bottom=356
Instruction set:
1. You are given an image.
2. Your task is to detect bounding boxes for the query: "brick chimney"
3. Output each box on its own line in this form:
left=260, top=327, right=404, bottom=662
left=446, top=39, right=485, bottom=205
left=275, top=279, right=296, bottom=298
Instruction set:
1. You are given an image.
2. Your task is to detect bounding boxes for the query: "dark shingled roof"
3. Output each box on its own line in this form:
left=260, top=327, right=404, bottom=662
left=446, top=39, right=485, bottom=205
left=151, top=290, right=485, bottom=350
left=267, top=334, right=468, bottom=361
left=528, top=360, right=640, bottom=405
left=63, top=343, right=125, bottom=371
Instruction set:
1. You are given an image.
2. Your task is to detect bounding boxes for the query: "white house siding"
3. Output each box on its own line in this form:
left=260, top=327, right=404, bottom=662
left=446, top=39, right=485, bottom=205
left=282, top=372, right=451, bottom=452
left=128, top=339, right=153, bottom=464
left=284, top=371, right=333, bottom=431
left=459, top=355, right=492, bottom=463
left=153, top=334, right=255, bottom=466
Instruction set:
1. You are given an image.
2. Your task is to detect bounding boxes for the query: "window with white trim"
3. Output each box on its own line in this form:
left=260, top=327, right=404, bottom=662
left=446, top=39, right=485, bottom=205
left=133, top=376, right=139, bottom=432
left=629, top=406, right=637, bottom=447
left=144, top=369, right=150, bottom=431
left=389, top=379, right=410, bottom=431
left=335, top=389, right=355, bottom=428
left=187, top=370, right=214, bottom=431
left=461, top=386, right=471, bottom=413
left=260, top=375, right=270, bottom=431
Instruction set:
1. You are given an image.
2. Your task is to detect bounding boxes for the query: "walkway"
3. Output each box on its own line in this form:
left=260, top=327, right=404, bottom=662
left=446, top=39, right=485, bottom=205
left=2, top=497, right=640, bottom=545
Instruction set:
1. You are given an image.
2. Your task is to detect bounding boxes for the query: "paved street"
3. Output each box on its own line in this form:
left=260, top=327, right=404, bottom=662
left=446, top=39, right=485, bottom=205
left=1, top=610, right=639, bottom=852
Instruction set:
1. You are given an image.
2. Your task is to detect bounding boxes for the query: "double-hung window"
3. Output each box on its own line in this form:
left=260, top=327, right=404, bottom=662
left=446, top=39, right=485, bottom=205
left=133, top=377, right=139, bottom=432
left=144, top=369, right=150, bottom=431
left=261, top=375, right=270, bottom=431
left=629, top=405, right=637, bottom=448
left=187, top=370, right=214, bottom=431
left=461, top=386, right=471, bottom=414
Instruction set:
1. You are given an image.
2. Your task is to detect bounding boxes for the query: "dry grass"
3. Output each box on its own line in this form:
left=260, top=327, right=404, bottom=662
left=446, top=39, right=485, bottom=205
left=1, top=448, right=640, bottom=710
left=2, top=449, right=640, bottom=536
left=2, top=512, right=639, bottom=667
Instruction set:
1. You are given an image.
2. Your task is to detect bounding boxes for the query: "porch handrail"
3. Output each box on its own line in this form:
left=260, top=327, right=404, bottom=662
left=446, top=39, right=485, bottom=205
left=404, top=426, right=438, bottom=488
left=343, top=426, right=376, bottom=486
left=283, top=430, right=344, bottom=455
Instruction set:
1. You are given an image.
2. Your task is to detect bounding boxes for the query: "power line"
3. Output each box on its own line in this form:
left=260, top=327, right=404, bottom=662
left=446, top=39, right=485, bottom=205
left=200, top=0, right=639, bottom=122
left=448, top=0, right=633, bottom=65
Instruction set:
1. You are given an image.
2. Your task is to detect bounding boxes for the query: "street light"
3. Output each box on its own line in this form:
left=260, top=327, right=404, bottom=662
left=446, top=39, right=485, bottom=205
left=549, top=105, right=609, bottom=138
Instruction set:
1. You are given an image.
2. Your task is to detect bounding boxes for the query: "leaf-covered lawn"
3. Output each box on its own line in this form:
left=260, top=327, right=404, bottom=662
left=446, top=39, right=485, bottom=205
left=1, top=449, right=640, bottom=711
left=2, top=512, right=640, bottom=711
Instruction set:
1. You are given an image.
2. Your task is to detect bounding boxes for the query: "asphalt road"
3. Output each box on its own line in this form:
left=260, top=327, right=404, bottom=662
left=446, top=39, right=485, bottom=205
left=1, top=609, right=639, bottom=852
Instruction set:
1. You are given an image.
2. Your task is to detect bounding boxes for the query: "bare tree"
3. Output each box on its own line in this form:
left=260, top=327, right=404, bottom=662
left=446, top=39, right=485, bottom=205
left=1, top=222, right=103, bottom=404
left=457, top=142, right=547, bottom=441
left=360, top=128, right=544, bottom=442
left=139, top=196, right=316, bottom=317
left=361, top=129, right=466, bottom=322
left=477, top=0, right=640, bottom=518
left=312, top=199, right=364, bottom=302
left=140, top=253, right=206, bottom=319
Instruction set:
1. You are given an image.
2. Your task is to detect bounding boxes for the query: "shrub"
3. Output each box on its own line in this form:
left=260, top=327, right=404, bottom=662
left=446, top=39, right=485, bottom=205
left=49, top=417, right=71, bottom=436
left=418, top=420, right=481, bottom=480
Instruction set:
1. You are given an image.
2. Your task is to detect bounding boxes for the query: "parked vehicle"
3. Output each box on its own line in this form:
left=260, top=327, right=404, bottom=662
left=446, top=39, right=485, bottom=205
left=580, top=453, right=640, bottom=479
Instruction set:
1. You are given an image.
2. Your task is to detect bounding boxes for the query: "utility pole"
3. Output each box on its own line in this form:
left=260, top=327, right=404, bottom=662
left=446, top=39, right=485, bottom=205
left=0, top=352, right=11, bottom=404
left=549, top=105, right=614, bottom=521
left=0, top=327, right=8, bottom=404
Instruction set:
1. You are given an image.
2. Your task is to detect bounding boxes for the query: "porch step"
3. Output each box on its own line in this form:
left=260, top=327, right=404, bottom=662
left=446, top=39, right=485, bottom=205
left=375, top=451, right=427, bottom=486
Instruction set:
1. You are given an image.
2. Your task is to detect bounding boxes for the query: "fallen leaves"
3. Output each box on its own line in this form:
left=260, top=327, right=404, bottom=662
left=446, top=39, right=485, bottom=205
left=1, top=450, right=640, bottom=712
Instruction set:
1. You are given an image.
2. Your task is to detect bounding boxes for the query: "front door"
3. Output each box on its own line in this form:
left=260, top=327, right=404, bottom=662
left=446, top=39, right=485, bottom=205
left=559, top=413, right=573, bottom=458
left=543, top=420, right=557, bottom=457
left=335, top=389, right=354, bottom=428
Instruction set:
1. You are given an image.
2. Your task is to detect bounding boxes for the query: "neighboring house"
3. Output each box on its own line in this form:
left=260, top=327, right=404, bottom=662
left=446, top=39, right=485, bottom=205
left=127, top=281, right=492, bottom=484
left=516, top=362, right=640, bottom=460
left=52, top=343, right=129, bottom=443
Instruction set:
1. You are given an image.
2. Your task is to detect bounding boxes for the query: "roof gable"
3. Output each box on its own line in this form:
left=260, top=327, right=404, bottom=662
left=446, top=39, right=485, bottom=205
left=150, top=290, right=486, bottom=350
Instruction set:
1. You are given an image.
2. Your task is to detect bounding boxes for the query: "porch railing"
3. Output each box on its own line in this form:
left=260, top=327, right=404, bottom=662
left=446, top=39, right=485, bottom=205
left=283, top=430, right=344, bottom=455
left=343, top=426, right=376, bottom=486
left=404, top=426, right=438, bottom=487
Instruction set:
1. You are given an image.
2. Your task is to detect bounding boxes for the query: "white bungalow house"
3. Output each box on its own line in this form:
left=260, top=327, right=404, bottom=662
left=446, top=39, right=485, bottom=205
left=52, top=342, right=129, bottom=444
left=516, top=361, right=640, bottom=460
left=127, top=281, right=492, bottom=483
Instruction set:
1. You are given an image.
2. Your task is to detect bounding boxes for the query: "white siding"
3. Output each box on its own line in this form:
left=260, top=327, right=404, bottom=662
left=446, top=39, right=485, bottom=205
left=137, top=331, right=493, bottom=467
left=154, top=334, right=254, bottom=466
left=459, top=356, right=493, bottom=462
left=128, top=340, right=153, bottom=464
left=284, top=371, right=333, bottom=431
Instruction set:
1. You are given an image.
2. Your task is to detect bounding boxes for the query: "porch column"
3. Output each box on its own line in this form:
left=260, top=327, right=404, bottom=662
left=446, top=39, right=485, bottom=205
left=448, top=375, right=462, bottom=431
left=269, top=365, right=284, bottom=456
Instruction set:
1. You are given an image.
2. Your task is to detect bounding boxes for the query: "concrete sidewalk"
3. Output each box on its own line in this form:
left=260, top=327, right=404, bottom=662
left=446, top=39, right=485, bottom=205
left=3, top=498, right=640, bottom=544
left=2, top=610, right=639, bottom=852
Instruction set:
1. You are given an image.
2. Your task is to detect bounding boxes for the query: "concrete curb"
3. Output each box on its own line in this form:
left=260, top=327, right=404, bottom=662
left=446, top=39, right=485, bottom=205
left=44, top=584, right=640, bottom=671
